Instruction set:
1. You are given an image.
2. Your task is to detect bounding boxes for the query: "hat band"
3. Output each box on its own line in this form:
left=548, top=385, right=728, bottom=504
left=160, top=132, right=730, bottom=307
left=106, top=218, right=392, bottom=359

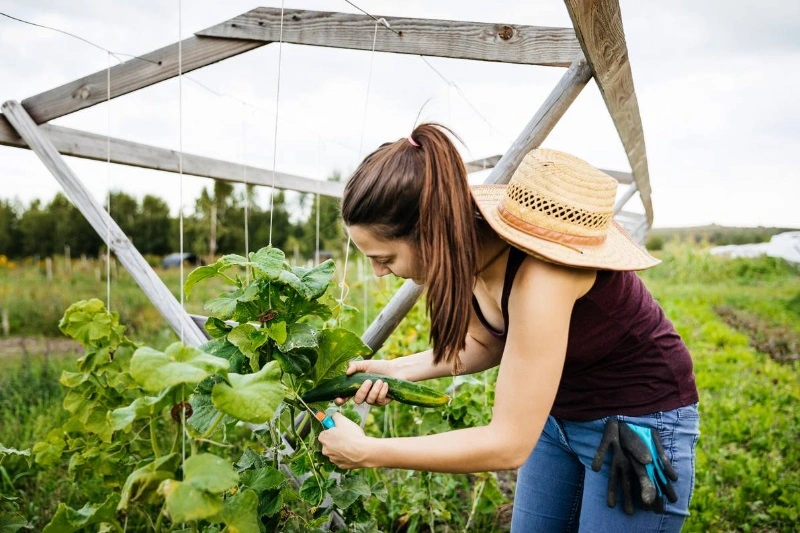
left=497, top=203, right=607, bottom=247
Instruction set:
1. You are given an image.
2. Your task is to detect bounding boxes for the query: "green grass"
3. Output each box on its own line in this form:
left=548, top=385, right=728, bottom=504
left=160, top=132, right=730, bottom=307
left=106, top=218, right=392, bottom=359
left=643, top=246, right=800, bottom=532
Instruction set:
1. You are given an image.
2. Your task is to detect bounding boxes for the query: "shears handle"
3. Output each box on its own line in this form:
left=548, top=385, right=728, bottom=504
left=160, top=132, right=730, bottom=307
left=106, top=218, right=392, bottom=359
left=312, top=409, right=335, bottom=429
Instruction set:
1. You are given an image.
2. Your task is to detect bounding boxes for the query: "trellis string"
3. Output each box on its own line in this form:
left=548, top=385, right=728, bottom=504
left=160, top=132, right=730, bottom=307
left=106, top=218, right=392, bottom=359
left=268, top=0, right=286, bottom=246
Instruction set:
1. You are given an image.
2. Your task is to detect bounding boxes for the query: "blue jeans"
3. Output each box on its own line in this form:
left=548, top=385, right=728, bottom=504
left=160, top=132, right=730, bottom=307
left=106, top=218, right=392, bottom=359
left=511, top=404, right=700, bottom=532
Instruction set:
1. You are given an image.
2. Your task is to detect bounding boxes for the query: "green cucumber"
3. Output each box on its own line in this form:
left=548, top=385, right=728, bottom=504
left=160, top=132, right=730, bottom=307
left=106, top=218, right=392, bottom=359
left=302, top=372, right=450, bottom=408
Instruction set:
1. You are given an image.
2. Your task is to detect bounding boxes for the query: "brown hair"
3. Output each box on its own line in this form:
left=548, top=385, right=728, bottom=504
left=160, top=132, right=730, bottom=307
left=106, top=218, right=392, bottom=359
left=341, top=123, right=478, bottom=372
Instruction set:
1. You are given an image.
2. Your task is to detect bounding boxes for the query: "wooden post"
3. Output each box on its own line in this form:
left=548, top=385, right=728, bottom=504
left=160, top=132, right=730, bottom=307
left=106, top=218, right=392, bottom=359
left=564, top=0, right=653, bottom=225
left=45, top=257, right=53, bottom=282
left=2, top=100, right=207, bottom=347
left=1, top=309, right=9, bottom=336
left=64, top=245, right=72, bottom=277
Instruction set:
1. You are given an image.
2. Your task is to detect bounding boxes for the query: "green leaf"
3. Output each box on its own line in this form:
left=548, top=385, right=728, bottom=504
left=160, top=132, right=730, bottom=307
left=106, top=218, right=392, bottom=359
left=298, top=476, right=326, bottom=506
left=42, top=493, right=119, bottom=533
left=187, top=388, right=223, bottom=435
left=329, top=475, right=371, bottom=510
left=272, top=348, right=315, bottom=376
left=0, top=511, right=27, bottom=533
left=312, top=328, right=372, bottom=385
left=227, top=324, right=270, bottom=372
left=118, top=453, right=180, bottom=511
left=32, top=429, right=65, bottom=466
left=219, top=253, right=250, bottom=268
left=371, top=480, right=388, bottom=502
left=160, top=479, right=221, bottom=523
left=266, top=321, right=288, bottom=345
left=211, top=362, right=285, bottom=423
left=0, top=445, right=30, bottom=459
left=277, top=269, right=306, bottom=297
left=297, top=259, right=335, bottom=300
left=219, top=489, right=260, bottom=533
left=109, top=389, right=171, bottom=432
left=58, top=299, right=124, bottom=348
left=200, top=338, right=247, bottom=374
left=204, top=317, right=233, bottom=339
left=240, top=466, right=285, bottom=492
left=290, top=299, right=333, bottom=321
left=159, top=454, right=239, bottom=522
left=130, top=342, right=229, bottom=393
left=185, top=263, right=226, bottom=297
left=235, top=448, right=266, bottom=471
left=59, top=370, right=89, bottom=388
left=249, top=247, right=285, bottom=279
left=258, top=488, right=282, bottom=517
left=184, top=453, right=239, bottom=493
left=277, top=323, right=319, bottom=353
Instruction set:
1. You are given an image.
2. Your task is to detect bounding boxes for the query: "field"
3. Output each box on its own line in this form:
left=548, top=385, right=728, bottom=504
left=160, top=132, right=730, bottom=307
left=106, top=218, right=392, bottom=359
left=1, top=244, right=798, bottom=532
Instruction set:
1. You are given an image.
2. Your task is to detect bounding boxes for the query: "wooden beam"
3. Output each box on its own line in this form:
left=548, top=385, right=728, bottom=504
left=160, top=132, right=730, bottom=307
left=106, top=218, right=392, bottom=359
left=198, top=8, right=581, bottom=68
left=564, top=0, right=653, bottom=225
left=2, top=100, right=207, bottom=347
left=21, top=35, right=264, bottom=125
left=0, top=115, right=344, bottom=198
left=600, top=168, right=633, bottom=185
left=464, top=155, right=501, bottom=173
left=1, top=117, right=502, bottom=197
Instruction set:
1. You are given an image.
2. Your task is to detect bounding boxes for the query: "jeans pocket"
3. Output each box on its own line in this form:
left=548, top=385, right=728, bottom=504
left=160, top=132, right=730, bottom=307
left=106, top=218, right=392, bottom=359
left=676, top=402, right=700, bottom=422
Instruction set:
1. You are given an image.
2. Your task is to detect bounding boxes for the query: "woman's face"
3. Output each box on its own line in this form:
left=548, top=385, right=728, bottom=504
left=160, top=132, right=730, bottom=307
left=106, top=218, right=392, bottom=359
left=347, top=225, right=425, bottom=284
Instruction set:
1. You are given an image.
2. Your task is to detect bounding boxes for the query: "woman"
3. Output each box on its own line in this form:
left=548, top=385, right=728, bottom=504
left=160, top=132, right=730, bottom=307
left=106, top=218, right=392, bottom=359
left=317, top=123, right=699, bottom=531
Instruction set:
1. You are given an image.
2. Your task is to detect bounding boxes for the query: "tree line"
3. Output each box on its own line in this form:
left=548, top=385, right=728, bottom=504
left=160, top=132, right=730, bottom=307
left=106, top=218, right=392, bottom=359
left=0, top=175, right=345, bottom=260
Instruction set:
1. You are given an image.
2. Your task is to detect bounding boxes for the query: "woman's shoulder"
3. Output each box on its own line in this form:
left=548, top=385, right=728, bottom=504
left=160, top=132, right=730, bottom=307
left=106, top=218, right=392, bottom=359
left=512, top=249, right=598, bottom=301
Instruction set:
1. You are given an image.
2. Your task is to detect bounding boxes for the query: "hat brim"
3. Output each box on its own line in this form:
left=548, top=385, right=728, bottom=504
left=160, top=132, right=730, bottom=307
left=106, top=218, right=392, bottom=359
left=471, top=185, right=660, bottom=271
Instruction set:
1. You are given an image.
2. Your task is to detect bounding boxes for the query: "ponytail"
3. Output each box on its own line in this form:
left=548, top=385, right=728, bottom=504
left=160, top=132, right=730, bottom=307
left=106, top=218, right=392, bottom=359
left=342, top=123, right=478, bottom=372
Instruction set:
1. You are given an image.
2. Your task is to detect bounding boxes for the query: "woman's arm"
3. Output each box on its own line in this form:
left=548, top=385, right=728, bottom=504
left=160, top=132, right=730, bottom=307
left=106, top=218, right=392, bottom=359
left=393, top=309, right=504, bottom=382
left=321, top=258, right=595, bottom=472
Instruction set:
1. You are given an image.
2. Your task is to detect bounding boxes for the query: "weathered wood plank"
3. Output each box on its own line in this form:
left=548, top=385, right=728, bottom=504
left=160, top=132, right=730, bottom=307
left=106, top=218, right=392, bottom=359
left=563, top=0, right=653, bottom=225
left=600, top=168, right=633, bottom=184
left=0, top=115, right=345, bottom=198
left=21, top=35, right=264, bottom=124
left=2, top=100, right=207, bottom=347
left=198, top=7, right=581, bottom=67
left=464, top=155, right=501, bottom=173
left=0, top=116, right=503, bottom=197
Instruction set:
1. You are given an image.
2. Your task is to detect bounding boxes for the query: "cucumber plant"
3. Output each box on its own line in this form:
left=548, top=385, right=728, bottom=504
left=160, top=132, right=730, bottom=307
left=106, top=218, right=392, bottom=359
left=31, top=246, right=389, bottom=532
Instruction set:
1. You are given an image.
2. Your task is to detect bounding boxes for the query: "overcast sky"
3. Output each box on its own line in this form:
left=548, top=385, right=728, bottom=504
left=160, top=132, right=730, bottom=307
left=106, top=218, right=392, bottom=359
left=0, top=0, right=797, bottom=229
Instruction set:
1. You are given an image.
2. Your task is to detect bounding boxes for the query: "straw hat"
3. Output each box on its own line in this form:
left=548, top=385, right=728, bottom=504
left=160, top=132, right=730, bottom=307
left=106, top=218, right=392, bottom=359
left=470, top=148, right=659, bottom=271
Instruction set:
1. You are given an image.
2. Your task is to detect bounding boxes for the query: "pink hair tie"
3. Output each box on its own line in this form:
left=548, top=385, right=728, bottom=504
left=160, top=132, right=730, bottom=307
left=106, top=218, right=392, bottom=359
left=407, top=135, right=420, bottom=147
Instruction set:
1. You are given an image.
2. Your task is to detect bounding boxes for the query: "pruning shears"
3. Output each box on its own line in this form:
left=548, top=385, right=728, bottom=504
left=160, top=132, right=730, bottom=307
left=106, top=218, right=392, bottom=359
left=310, top=407, right=335, bottom=429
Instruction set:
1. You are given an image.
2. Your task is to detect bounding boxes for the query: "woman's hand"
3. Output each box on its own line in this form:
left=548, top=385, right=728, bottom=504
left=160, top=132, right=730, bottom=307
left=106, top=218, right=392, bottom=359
left=318, top=413, right=375, bottom=469
left=334, top=359, right=399, bottom=407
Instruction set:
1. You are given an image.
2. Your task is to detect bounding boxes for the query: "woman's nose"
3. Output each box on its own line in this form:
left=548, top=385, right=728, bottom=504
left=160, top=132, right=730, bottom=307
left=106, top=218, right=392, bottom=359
left=371, top=262, right=390, bottom=277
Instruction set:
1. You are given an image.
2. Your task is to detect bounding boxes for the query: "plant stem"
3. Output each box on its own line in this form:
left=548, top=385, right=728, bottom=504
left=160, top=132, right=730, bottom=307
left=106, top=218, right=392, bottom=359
left=464, top=477, right=486, bottom=532
left=150, top=418, right=161, bottom=458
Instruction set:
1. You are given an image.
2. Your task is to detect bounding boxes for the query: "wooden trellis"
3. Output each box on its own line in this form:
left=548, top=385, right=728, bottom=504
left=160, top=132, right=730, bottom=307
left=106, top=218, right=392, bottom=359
left=1, top=1, right=652, bottom=345
left=1, top=2, right=652, bottom=525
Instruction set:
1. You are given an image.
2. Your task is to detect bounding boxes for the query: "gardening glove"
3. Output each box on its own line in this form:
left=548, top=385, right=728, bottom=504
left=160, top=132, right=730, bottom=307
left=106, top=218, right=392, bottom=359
left=592, top=419, right=679, bottom=514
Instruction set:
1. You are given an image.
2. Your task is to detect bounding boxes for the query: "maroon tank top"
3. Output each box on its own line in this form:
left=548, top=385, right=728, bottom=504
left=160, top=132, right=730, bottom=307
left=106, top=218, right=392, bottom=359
left=472, top=246, right=698, bottom=421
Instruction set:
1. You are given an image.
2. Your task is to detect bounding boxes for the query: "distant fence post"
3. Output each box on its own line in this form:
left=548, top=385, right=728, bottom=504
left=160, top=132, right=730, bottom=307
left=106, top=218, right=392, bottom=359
left=1, top=308, right=9, bottom=336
